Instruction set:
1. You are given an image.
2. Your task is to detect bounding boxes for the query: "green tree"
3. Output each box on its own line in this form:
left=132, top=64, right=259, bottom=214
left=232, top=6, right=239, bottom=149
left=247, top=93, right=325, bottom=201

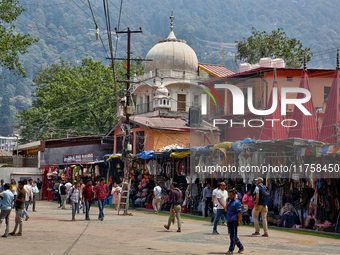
left=16, top=58, right=144, bottom=143
left=0, top=0, right=38, bottom=76
left=235, top=28, right=312, bottom=68
left=0, top=89, right=14, bottom=136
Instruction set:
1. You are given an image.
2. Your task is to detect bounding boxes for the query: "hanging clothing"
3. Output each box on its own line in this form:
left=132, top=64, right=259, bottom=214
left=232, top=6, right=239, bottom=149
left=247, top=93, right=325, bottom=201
left=147, top=160, right=158, bottom=175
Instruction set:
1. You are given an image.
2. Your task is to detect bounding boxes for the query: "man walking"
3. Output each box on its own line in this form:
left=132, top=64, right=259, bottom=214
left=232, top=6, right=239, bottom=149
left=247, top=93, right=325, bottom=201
left=32, top=180, right=39, bottom=212
left=66, top=181, right=82, bottom=221
left=0, top=183, right=14, bottom=237
left=9, top=181, right=25, bottom=236
left=213, top=182, right=228, bottom=234
left=57, top=181, right=62, bottom=207
left=211, top=183, right=225, bottom=226
left=60, top=180, right=67, bottom=209
left=252, top=177, right=269, bottom=237
left=36, top=178, right=43, bottom=200
left=164, top=182, right=182, bottom=232
left=83, top=180, right=95, bottom=220
left=95, top=178, right=109, bottom=221
left=203, top=183, right=212, bottom=218
left=152, top=182, right=162, bottom=214
left=79, top=179, right=85, bottom=214
left=225, top=189, right=244, bottom=254
left=22, top=180, right=33, bottom=221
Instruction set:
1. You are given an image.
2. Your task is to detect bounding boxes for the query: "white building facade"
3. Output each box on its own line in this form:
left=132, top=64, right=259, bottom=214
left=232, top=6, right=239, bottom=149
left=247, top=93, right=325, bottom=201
left=0, top=136, right=17, bottom=152
left=133, top=13, right=234, bottom=117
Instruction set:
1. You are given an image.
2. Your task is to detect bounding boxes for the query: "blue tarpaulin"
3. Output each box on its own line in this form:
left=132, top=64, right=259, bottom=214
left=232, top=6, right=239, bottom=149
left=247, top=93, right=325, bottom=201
left=137, top=150, right=155, bottom=159
left=231, top=138, right=257, bottom=151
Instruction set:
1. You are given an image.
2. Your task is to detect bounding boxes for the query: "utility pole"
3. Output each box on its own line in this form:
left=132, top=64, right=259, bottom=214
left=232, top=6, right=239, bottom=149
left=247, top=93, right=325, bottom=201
left=114, top=27, right=142, bottom=181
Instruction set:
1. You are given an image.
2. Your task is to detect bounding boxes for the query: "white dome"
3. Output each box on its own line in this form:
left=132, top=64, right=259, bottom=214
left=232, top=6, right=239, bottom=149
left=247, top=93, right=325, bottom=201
left=154, top=83, right=169, bottom=99
left=145, top=31, right=198, bottom=73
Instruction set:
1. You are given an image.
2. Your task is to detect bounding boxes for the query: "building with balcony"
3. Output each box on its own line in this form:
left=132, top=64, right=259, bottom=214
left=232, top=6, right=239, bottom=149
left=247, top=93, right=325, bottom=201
left=132, top=13, right=234, bottom=118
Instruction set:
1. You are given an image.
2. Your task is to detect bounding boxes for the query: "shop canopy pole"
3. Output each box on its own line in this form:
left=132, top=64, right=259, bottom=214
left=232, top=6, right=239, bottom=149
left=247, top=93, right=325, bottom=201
left=189, top=155, right=192, bottom=215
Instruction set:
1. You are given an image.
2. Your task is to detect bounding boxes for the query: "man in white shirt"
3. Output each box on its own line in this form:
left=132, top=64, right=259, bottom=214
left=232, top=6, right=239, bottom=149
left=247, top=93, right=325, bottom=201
left=152, top=182, right=162, bottom=214
left=211, top=183, right=226, bottom=226
left=22, top=179, right=33, bottom=221
left=212, top=182, right=228, bottom=234
left=65, top=180, right=72, bottom=191
left=66, top=181, right=82, bottom=221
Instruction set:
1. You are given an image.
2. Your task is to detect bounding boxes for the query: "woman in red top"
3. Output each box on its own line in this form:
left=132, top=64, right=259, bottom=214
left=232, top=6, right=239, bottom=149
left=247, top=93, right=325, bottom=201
left=242, top=189, right=254, bottom=224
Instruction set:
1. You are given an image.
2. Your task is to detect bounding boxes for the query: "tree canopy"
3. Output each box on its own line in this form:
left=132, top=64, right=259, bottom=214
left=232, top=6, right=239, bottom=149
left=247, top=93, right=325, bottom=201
left=16, top=57, right=144, bottom=143
left=0, top=0, right=38, bottom=77
left=235, top=28, right=313, bottom=68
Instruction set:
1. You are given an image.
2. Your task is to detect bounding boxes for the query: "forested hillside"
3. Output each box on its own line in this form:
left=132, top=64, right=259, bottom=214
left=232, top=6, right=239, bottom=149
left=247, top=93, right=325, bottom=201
left=1, top=0, right=340, bottom=135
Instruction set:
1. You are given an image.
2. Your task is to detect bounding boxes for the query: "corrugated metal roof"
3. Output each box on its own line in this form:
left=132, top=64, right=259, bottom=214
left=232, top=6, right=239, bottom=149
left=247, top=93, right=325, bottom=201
left=129, top=116, right=218, bottom=131
left=198, top=63, right=235, bottom=78
left=288, top=72, right=318, bottom=140
left=259, top=81, right=288, bottom=140
left=0, top=150, right=12, bottom=157
left=319, top=70, right=340, bottom=143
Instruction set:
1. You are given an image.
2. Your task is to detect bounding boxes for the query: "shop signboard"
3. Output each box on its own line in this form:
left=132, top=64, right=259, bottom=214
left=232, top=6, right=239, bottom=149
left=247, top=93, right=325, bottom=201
left=63, top=153, right=94, bottom=164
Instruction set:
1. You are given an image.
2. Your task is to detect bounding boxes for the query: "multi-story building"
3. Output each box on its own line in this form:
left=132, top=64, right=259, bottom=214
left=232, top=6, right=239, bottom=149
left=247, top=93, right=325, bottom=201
left=0, top=136, right=17, bottom=152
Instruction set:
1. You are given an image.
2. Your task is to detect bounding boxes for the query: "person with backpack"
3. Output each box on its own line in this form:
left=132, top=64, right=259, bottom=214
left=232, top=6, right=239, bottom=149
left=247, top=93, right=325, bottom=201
left=66, top=181, right=82, bottom=221
left=252, top=177, right=269, bottom=237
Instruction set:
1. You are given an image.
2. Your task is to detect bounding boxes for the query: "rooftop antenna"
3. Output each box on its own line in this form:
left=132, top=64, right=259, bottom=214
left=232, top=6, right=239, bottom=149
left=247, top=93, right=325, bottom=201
left=170, top=11, right=174, bottom=31
left=337, top=49, right=339, bottom=70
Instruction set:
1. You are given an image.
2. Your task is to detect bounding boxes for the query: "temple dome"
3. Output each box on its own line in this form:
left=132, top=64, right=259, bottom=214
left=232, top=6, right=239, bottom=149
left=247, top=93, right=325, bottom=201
left=144, top=13, right=198, bottom=73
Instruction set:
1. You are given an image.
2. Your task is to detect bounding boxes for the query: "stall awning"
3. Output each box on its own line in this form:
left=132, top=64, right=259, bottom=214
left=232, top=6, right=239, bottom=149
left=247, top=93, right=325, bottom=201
left=170, top=150, right=191, bottom=158
left=212, top=142, right=233, bottom=151
left=103, top=154, right=122, bottom=164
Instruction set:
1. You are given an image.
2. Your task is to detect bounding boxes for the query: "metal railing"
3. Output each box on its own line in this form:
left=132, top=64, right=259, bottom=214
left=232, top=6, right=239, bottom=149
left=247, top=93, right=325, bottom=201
left=0, top=156, right=13, bottom=164
left=12, top=155, right=38, bottom=167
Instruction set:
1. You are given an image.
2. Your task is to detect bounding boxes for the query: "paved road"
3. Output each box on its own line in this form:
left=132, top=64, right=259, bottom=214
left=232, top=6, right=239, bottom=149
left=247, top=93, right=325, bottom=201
left=0, top=201, right=339, bottom=255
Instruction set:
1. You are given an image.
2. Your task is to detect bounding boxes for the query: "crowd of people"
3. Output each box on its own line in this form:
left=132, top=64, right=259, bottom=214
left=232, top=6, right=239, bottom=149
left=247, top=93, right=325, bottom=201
left=56, top=178, right=110, bottom=221
left=160, top=177, right=269, bottom=254
left=0, top=178, right=42, bottom=237
left=0, top=176, right=270, bottom=254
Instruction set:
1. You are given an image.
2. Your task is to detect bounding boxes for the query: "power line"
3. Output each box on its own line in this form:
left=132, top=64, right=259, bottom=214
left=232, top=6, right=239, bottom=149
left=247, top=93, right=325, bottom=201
left=114, top=0, right=123, bottom=58
left=23, top=10, right=108, bottom=58
left=108, top=0, right=141, bottom=29
left=86, top=0, right=109, bottom=57
left=16, top=20, right=108, bottom=60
